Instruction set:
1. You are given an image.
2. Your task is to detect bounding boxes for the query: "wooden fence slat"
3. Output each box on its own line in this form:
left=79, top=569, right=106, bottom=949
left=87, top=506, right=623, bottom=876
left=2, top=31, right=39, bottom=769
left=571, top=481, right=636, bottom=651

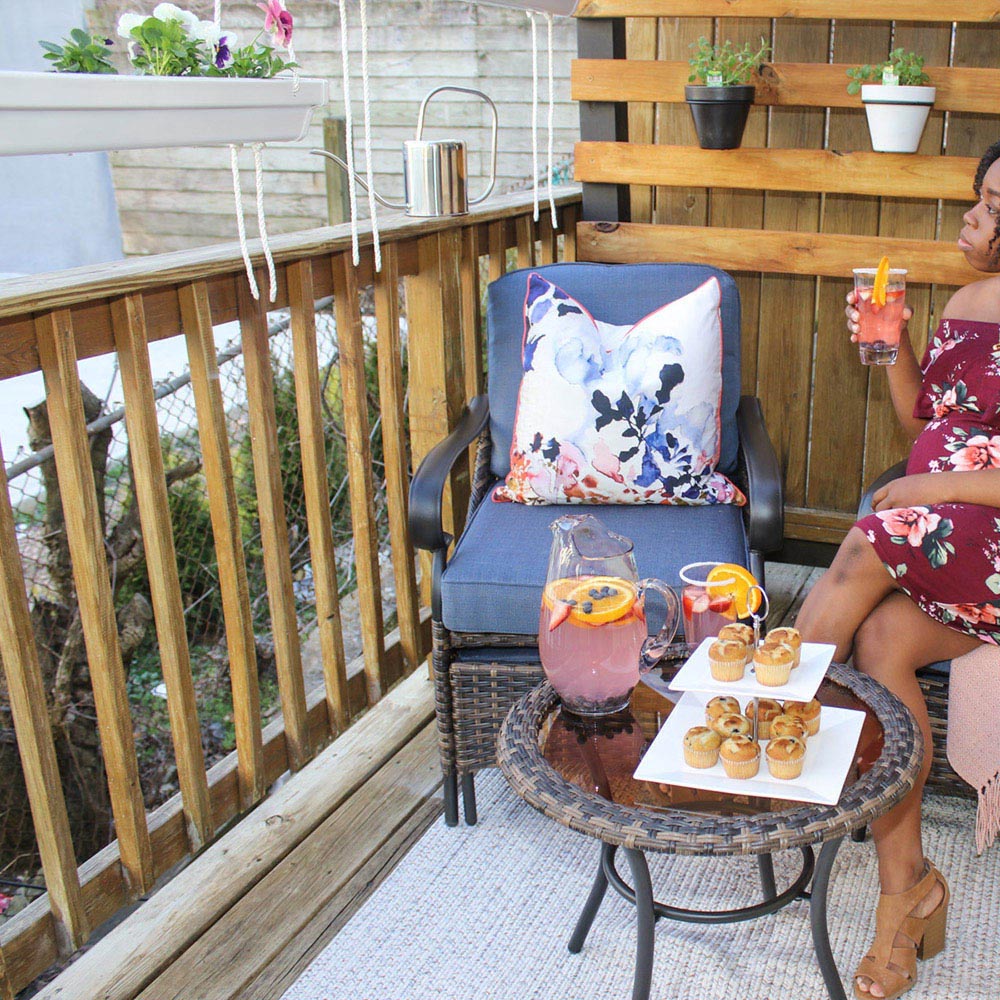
left=286, top=260, right=350, bottom=735
left=332, top=253, right=387, bottom=703
left=574, top=144, right=976, bottom=201
left=111, top=294, right=214, bottom=851
left=576, top=222, right=984, bottom=286
left=624, top=17, right=657, bottom=224
left=0, top=441, right=88, bottom=952
left=237, top=277, right=311, bottom=770
left=516, top=215, right=535, bottom=269
left=575, top=1, right=1000, bottom=21
left=572, top=59, right=1000, bottom=115
left=34, top=310, right=154, bottom=896
left=0, top=945, right=11, bottom=1000
left=179, top=281, right=265, bottom=808
left=374, top=245, right=423, bottom=677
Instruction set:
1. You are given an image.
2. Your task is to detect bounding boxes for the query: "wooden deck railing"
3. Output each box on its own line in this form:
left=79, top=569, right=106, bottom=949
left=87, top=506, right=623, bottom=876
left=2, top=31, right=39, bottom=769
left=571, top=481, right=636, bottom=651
left=0, top=188, right=581, bottom=996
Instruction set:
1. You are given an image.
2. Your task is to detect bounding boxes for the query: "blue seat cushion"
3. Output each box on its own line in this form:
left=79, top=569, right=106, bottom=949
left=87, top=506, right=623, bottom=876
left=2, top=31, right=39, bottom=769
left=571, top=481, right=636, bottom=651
left=441, top=484, right=750, bottom=636
left=918, top=659, right=951, bottom=678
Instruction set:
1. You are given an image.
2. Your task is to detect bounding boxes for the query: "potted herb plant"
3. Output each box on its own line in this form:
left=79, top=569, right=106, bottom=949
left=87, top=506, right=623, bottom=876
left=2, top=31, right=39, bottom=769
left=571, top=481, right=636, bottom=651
left=685, top=36, right=771, bottom=150
left=0, top=2, right=327, bottom=157
left=847, top=48, right=935, bottom=154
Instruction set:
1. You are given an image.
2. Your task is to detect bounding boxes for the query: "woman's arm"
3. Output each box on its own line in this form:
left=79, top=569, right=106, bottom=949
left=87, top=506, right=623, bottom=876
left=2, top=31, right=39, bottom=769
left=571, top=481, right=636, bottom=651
left=872, top=469, right=1000, bottom=511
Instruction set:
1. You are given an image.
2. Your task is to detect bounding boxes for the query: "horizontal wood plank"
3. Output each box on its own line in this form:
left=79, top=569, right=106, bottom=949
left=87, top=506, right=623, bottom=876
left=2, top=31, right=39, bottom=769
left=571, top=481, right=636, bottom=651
left=576, top=222, right=983, bottom=286
left=572, top=60, right=1000, bottom=116
left=574, top=144, right=976, bottom=201
left=575, top=1, right=1000, bottom=21
left=784, top=506, right=856, bottom=545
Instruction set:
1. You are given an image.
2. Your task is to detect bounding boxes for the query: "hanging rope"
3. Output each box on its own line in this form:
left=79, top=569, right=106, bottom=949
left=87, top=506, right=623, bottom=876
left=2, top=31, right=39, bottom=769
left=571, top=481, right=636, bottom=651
left=527, top=11, right=539, bottom=223
left=359, top=0, right=382, bottom=272
left=252, top=142, right=278, bottom=302
left=337, top=0, right=361, bottom=265
left=230, top=145, right=260, bottom=300
left=545, top=12, right=558, bottom=229
left=213, top=0, right=221, bottom=29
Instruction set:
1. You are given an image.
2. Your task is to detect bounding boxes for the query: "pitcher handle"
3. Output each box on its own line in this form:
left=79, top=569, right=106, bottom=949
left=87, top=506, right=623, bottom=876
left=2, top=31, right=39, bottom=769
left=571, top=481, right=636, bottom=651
left=637, top=579, right=681, bottom=672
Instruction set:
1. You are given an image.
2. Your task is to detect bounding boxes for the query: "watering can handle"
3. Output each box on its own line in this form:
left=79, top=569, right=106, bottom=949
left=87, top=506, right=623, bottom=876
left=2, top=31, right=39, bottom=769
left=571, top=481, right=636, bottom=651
left=416, top=86, right=498, bottom=206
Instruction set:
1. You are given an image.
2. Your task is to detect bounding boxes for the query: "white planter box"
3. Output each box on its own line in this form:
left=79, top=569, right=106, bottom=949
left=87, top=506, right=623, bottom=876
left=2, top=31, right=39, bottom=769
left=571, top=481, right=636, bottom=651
left=860, top=84, right=936, bottom=154
left=0, top=71, right=328, bottom=156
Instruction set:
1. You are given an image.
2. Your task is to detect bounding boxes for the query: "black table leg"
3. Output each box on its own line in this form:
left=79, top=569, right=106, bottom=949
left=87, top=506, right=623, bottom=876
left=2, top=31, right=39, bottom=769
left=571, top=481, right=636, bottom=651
left=569, top=843, right=611, bottom=953
left=624, top=847, right=655, bottom=1000
left=757, top=853, right=777, bottom=901
left=810, top=837, right=847, bottom=1000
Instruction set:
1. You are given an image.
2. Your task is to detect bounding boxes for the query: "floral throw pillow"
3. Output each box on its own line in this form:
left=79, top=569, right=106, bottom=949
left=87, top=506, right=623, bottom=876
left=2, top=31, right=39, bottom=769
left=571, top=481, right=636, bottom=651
left=495, top=273, right=745, bottom=506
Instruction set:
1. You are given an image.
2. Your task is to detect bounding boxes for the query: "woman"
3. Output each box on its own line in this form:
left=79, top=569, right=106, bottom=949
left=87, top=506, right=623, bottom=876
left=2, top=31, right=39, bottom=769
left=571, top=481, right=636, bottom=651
left=796, top=139, right=1000, bottom=1000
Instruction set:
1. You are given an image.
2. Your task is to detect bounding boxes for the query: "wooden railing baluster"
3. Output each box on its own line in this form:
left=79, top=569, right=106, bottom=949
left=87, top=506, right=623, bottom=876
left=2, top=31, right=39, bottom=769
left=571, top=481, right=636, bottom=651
left=0, top=440, right=88, bottom=952
left=460, top=226, right=484, bottom=401
left=516, top=215, right=535, bottom=269
left=35, top=309, right=154, bottom=897
left=179, top=281, right=265, bottom=808
left=287, top=259, right=350, bottom=734
left=488, top=220, right=506, bottom=282
left=563, top=202, right=579, bottom=260
left=112, top=294, right=215, bottom=850
left=237, top=276, right=311, bottom=769
left=332, top=252, right=387, bottom=702
left=374, top=244, right=422, bottom=676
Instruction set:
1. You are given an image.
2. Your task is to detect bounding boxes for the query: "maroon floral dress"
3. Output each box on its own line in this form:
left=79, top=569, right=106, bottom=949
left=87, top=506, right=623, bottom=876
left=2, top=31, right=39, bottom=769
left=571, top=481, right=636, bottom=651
left=856, top=318, right=1000, bottom=644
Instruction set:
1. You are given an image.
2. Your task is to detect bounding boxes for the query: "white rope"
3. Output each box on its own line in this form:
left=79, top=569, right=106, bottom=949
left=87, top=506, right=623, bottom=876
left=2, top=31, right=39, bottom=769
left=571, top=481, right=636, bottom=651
left=252, top=142, right=278, bottom=302
left=527, top=11, right=539, bottom=223
left=337, top=0, right=361, bottom=265
left=213, top=0, right=221, bottom=30
left=359, top=0, right=382, bottom=271
left=545, top=12, right=558, bottom=230
left=230, top=145, right=260, bottom=300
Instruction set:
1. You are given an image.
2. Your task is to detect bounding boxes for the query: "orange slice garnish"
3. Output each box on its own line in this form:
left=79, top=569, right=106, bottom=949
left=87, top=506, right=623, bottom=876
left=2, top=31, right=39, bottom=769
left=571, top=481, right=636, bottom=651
left=872, top=255, right=890, bottom=308
left=566, top=576, right=637, bottom=626
left=705, top=563, right=761, bottom=619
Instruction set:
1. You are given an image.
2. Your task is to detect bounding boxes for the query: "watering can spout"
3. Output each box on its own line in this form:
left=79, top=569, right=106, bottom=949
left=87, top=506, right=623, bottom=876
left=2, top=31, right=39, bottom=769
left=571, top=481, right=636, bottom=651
left=308, top=149, right=407, bottom=210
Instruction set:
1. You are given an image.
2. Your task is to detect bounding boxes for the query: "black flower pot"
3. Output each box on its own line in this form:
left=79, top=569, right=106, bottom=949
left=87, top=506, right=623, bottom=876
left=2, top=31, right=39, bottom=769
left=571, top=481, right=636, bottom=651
left=684, top=84, right=755, bottom=150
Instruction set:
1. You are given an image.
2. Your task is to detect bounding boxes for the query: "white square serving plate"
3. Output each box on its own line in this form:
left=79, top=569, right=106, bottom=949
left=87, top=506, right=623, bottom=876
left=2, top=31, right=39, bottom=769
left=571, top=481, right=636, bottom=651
left=633, top=690, right=866, bottom=806
left=667, top=637, right=836, bottom=702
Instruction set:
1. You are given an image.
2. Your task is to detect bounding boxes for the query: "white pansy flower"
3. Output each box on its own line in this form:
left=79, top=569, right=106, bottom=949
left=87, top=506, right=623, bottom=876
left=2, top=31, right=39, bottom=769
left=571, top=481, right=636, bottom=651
left=116, top=12, right=147, bottom=39
left=153, top=3, right=199, bottom=32
left=190, top=20, right=222, bottom=47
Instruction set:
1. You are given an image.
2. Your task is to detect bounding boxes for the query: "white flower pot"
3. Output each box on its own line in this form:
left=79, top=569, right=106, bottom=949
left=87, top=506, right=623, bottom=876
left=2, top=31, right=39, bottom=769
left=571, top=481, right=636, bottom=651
left=860, top=84, right=936, bottom=154
left=0, top=71, right=328, bottom=156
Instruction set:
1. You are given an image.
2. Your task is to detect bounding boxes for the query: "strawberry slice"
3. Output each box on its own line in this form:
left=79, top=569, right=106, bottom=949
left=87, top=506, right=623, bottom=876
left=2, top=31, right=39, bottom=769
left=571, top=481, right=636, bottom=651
left=708, top=595, right=733, bottom=614
left=631, top=598, right=646, bottom=625
left=692, top=594, right=711, bottom=614
left=548, top=601, right=571, bottom=631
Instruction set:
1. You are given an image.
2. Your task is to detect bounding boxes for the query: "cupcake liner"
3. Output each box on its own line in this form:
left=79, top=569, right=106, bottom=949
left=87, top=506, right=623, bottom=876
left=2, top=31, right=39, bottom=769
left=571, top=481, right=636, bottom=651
left=754, top=661, right=791, bottom=687
left=766, top=754, right=805, bottom=780
left=710, top=658, right=746, bottom=682
left=683, top=745, right=720, bottom=769
left=721, top=753, right=760, bottom=779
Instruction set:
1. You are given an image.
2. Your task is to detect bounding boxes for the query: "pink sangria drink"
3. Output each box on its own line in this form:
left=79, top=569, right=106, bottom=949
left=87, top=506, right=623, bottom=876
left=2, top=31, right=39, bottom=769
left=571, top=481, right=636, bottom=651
left=853, top=266, right=907, bottom=366
left=539, top=575, right=646, bottom=716
left=679, top=562, right=737, bottom=644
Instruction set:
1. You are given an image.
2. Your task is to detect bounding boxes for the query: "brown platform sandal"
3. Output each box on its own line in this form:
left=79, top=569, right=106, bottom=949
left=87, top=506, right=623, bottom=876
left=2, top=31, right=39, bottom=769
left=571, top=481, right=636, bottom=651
left=854, top=861, right=950, bottom=1000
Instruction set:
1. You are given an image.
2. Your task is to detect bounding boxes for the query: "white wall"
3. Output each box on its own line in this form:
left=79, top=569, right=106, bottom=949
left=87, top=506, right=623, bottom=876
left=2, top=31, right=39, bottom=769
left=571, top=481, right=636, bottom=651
left=0, top=0, right=123, bottom=275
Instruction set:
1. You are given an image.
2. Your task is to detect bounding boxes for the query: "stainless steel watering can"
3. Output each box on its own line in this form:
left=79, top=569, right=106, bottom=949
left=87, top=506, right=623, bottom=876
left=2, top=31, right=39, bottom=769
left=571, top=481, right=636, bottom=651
left=311, top=86, right=498, bottom=217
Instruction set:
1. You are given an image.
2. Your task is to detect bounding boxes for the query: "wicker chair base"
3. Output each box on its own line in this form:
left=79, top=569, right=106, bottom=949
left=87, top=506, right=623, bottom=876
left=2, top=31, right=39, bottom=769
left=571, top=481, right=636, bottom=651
left=920, top=669, right=974, bottom=800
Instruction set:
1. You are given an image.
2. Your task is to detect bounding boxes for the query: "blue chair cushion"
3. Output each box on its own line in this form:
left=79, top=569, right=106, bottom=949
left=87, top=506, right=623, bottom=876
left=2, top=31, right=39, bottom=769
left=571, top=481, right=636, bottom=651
left=918, top=659, right=951, bottom=678
left=440, top=484, right=750, bottom=636
left=487, top=262, right=742, bottom=481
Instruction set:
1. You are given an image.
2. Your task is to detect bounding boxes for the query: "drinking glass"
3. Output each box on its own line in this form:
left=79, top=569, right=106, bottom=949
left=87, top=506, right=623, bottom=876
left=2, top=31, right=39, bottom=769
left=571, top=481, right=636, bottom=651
left=853, top=267, right=907, bottom=365
left=679, top=561, right=737, bottom=644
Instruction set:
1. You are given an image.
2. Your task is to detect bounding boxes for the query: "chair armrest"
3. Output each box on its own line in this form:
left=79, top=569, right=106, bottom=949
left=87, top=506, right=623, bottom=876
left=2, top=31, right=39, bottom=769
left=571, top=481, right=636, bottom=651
left=857, top=460, right=908, bottom=518
left=408, top=395, right=490, bottom=552
left=736, top=395, right=783, bottom=555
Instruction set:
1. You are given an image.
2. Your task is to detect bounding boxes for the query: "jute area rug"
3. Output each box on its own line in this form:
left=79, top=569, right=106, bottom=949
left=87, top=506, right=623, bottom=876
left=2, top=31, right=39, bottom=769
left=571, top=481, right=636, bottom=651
left=283, top=771, right=998, bottom=1000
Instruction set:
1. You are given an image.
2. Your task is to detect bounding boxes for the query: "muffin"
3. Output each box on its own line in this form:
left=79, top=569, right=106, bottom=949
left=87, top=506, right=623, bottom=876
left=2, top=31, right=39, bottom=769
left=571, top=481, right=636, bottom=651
left=708, top=638, right=748, bottom=682
left=770, top=713, right=809, bottom=741
left=767, top=627, right=802, bottom=667
left=718, top=623, right=755, bottom=660
left=744, top=697, right=782, bottom=740
left=752, top=641, right=794, bottom=687
left=783, top=697, right=822, bottom=737
left=710, top=712, right=752, bottom=740
left=719, top=734, right=761, bottom=779
left=683, top=726, right=723, bottom=769
left=766, top=736, right=807, bottom=780
left=705, top=695, right=741, bottom=726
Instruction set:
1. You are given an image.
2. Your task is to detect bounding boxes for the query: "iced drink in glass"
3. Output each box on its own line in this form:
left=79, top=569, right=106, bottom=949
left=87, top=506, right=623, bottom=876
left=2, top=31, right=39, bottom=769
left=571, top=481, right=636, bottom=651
left=679, top=562, right=737, bottom=644
left=853, top=266, right=907, bottom=365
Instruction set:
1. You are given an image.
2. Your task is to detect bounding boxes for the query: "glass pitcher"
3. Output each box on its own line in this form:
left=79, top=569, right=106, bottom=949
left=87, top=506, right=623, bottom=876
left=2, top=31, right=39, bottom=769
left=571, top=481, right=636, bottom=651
left=538, top=514, right=681, bottom=716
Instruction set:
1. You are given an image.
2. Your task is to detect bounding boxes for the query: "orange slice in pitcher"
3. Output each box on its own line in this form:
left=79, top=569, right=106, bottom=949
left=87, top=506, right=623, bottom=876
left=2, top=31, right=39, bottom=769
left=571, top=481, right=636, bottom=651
left=566, top=576, right=637, bottom=626
left=705, top=563, right=761, bottom=619
left=872, top=255, right=890, bottom=308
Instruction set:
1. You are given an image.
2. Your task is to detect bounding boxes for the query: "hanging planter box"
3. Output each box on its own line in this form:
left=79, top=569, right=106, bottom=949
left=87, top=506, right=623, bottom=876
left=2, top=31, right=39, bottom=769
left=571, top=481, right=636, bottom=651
left=0, top=71, right=328, bottom=156
left=684, top=85, right=755, bottom=150
left=860, top=84, right=936, bottom=154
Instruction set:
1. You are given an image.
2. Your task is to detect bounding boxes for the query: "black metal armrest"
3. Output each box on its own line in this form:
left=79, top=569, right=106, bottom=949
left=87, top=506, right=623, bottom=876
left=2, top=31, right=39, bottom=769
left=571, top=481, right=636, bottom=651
left=408, top=395, right=490, bottom=552
left=857, top=460, right=908, bottom=518
left=736, top=395, right=783, bottom=555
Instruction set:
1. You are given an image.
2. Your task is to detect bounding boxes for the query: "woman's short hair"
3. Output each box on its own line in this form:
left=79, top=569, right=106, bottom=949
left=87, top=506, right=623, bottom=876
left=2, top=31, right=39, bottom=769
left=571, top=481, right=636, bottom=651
left=974, top=140, right=1000, bottom=196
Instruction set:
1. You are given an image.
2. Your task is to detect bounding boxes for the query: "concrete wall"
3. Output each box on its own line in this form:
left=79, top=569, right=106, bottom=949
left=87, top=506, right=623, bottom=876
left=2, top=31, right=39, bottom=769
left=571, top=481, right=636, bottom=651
left=0, top=0, right=123, bottom=275
left=89, top=1, right=578, bottom=255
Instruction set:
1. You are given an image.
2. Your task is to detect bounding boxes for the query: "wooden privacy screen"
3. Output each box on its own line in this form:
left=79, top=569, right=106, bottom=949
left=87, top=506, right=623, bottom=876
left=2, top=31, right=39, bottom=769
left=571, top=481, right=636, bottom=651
left=572, top=6, right=1000, bottom=544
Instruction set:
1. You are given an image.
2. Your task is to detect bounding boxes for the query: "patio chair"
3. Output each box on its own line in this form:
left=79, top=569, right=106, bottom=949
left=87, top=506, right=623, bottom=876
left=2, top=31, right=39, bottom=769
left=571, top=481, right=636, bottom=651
left=858, top=463, right=976, bottom=799
left=409, top=262, right=784, bottom=826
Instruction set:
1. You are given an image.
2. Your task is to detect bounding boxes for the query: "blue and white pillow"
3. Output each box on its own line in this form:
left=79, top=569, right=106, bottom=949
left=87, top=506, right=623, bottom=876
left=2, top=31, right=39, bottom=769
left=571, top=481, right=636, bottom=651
left=496, top=273, right=745, bottom=506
